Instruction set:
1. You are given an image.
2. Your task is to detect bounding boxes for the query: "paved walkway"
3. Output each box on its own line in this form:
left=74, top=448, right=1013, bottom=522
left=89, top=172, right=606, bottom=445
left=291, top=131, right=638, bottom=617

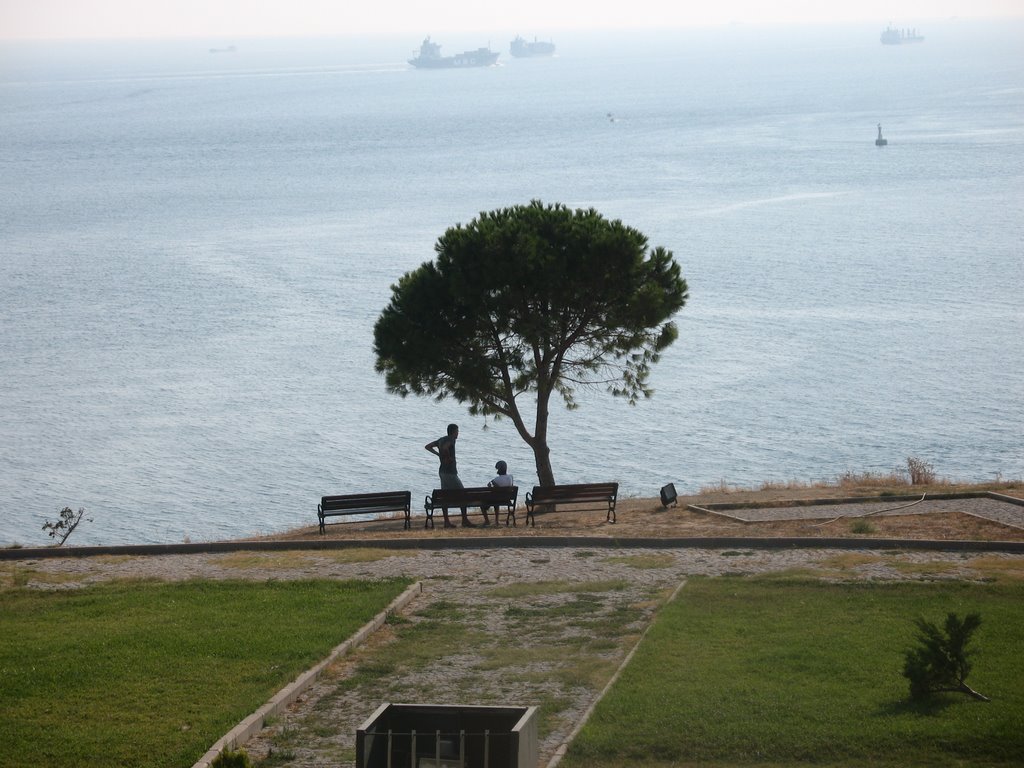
left=706, top=496, right=1024, bottom=527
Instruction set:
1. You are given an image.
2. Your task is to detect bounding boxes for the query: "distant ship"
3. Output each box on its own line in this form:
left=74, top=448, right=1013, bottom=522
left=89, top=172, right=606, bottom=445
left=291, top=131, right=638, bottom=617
left=408, top=37, right=499, bottom=69
left=880, top=26, right=924, bottom=45
left=510, top=35, right=556, bottom=58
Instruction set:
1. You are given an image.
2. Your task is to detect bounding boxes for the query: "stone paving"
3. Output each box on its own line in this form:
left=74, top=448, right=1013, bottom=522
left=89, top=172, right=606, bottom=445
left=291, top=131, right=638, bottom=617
left=702, top=496, right=1024, bottom=527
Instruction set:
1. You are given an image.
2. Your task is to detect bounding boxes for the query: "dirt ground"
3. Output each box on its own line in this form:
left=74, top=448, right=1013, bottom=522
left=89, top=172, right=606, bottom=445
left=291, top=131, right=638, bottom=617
left=266, top=482, right=1024, bottom=544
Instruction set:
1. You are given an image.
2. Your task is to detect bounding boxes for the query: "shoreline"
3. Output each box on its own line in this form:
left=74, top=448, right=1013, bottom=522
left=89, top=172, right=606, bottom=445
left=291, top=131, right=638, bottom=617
left=6, top=481, right=1023, bottom=560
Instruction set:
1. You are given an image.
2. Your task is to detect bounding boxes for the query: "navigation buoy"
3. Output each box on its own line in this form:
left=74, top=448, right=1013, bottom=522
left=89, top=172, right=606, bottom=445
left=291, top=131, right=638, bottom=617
left=875, top=123, right=888, bottom=146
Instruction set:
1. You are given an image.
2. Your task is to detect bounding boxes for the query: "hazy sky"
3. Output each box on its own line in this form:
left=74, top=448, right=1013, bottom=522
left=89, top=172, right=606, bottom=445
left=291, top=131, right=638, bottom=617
left=2, top=0, right=1021, bottom=40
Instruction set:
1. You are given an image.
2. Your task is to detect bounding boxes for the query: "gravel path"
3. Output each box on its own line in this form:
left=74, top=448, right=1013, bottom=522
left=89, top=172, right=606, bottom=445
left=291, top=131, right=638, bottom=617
left=700, top=496, right=1024, bottom=528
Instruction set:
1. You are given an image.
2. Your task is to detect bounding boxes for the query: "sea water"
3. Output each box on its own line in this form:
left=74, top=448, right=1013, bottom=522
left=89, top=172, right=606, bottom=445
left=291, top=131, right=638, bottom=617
left=2, top=22, right=1022, bottom=546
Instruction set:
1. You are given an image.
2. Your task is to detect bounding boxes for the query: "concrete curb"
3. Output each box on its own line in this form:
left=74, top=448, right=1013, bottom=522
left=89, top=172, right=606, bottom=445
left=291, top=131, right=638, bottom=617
left=190, top=580, right=423, bottom=768
left=688, top=490, right=1005, bottom=513
left=546, top=578, right=690, bottom=767
left=4, top=536, right=1024, bottom=561
left=988, top=492, right=1024, bottom=508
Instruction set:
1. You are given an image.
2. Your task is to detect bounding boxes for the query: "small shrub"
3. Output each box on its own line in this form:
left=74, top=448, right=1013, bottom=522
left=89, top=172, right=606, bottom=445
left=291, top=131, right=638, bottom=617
left=906, top=457, right=936, bottom=486
left=838, top=469, right=909, bottom=488
left=903, top=612, right=989, bottom=701
left=700, top=479, right=742, bottom=494
left=850, top=518, right=875, bottom=534
left=211, top=747, right=253, bottom=768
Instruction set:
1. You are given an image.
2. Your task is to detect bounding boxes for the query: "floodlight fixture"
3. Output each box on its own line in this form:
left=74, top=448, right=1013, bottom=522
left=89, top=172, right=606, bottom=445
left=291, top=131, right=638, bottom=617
left=660, top=483, right=678, bottom=508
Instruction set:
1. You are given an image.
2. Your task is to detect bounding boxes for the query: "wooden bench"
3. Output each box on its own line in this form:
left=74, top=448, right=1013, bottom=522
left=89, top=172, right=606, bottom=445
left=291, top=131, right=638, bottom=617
left=318, top=491, right=412, bottom=533
left=423, top=486, right=519, bottom=529
left=524, top=482, right=619, bottom=527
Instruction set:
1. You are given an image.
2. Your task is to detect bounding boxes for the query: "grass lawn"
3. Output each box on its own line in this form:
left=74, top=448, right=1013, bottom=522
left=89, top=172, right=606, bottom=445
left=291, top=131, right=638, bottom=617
left=0, top=577, right=410, bottom=768
left=564, top=577, right=1024, bottom=767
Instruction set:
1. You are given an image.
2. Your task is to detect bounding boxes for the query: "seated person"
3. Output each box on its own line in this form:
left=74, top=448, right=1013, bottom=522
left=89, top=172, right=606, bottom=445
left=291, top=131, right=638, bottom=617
left=482, top=460, right=513, bottom=525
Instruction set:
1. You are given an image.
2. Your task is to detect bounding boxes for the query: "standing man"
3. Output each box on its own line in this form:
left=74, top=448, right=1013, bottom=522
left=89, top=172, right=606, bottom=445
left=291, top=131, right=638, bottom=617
left=425, top=423, right=474, bottom=527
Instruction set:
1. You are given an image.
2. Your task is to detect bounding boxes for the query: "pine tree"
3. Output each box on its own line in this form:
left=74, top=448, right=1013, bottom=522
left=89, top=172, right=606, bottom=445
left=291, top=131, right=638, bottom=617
left=902, top=612, right=989, bottom=702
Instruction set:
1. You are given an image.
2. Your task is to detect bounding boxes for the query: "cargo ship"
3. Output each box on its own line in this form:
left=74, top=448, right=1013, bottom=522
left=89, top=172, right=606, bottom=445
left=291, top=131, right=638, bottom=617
left=408, top=37, right=499, bottom=68
left=510, top=35, right=556, bottom=57
left=880, top=26, right=924, bottom=44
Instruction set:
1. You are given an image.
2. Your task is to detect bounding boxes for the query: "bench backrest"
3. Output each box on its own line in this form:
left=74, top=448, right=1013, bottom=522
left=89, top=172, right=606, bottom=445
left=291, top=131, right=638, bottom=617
left=320, top=491, right=411, bottom=513
left=429, top=486, right=518, bottom=507
left=529, top=483, right=618, bottom=504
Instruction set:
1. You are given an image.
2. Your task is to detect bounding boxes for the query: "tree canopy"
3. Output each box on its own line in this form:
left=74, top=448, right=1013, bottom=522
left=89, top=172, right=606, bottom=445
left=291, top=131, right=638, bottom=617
left=373, top=200, right=688, bottom=485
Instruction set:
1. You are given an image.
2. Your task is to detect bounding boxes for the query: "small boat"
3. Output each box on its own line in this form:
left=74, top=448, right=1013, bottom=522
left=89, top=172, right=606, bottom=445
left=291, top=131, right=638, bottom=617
left=408, top=37, right=499, bottom=69
left=875, top=124, right=888, bottom=146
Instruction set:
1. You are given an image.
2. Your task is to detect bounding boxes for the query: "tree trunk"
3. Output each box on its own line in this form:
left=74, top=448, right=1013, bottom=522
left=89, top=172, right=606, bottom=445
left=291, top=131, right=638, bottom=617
left=958, top=682, right=991, bottom=702
left=532, top=382, right=556, bottom=486
left=932, top=682, right=991, bottom=702
left=533, top=442, right=555, bottom=486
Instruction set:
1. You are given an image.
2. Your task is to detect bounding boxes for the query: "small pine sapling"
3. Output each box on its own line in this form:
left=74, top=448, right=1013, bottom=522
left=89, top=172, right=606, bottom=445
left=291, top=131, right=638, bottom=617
left=210, top=748, right=253, bottom=768
left=903, top=612, right=989, bottom=702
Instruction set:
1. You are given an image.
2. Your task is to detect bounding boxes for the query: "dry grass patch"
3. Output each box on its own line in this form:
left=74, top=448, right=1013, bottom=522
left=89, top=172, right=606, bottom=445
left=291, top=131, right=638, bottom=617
left=790, top=553, right=966, bottom=581
left=215, top=548, right=414, bottom=571
left=1, top=565, right=33, bottom=590
left=215, top=551, right=324, bottom=570
left=966, top=555, right=1024, bottom=582
left=1, top=566, right=87, bottom=590
left=603, top=553, right=675, bottom=569
left=554, top=656, right=623, bottom=689
left=888, top=559, right=963, bottom=577
left=813, top=552, right=885, bottom=571
left=489, top=579, right=632, bottom=598
left=323, top=548, right=417, bottom=564
left=90, top=555, right=138, bottom=564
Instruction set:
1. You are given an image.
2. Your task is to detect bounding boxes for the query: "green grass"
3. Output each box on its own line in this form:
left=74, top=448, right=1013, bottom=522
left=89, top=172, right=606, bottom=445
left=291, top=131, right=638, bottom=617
left=563, top=577, right=1024, bottom=767
left=0, top=578, right=409, bottom=768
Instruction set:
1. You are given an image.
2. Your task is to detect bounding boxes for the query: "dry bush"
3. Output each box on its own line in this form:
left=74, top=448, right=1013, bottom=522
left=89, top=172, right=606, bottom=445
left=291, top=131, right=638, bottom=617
left=837, top=469, right=909, bottom=488
left=907, top=456, right=937, bottom=485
